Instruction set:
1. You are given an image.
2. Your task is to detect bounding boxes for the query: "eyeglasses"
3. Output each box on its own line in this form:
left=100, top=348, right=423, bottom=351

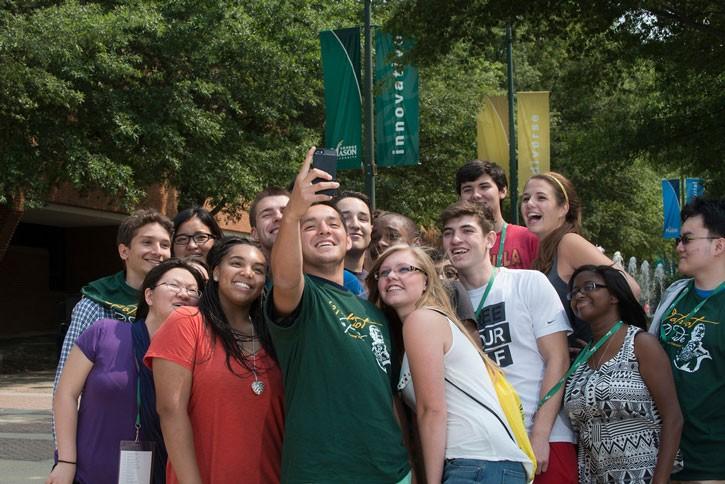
left=567, top=281, right=607, bottom=301
left=675, top=235, right=720, bottom=246
left=375, top=265, right=426, bottom=280
left=174, top=232, right=215, bottom=246
left=155, top=282, right=202, bottom=299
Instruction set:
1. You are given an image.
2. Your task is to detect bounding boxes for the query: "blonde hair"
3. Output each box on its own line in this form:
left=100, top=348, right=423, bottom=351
left=367, top=244, right=501, bottom=377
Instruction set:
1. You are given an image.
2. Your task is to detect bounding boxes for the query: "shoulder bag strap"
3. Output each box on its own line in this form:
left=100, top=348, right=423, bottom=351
left=444, top=377, right=514, bottom=442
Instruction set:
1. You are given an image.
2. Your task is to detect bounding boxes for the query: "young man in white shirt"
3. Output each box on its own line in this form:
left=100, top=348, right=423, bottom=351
left=441, top=200, right=576, bottom=484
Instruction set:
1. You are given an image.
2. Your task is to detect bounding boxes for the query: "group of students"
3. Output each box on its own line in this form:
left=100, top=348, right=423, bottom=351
left=47, top=147, right=724, bottom=484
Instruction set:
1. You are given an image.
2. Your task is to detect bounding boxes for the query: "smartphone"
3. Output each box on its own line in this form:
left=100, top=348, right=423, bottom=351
left=312, top=148, right=338, bottom=197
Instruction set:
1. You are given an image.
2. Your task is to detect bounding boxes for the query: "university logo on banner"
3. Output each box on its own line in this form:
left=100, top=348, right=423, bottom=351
left=320, top=28, right=362, bottom=170
left=662, top=179, right=681, bottom=239
left=516, top=92, right=550, bottom=194
left=374, top=31, right=419, bottom=167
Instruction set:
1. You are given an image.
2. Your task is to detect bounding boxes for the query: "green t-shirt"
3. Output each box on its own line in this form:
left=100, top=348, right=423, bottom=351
left=660, top=284, right=725, bottom=480
left=265, top=274, right=409, bottom=484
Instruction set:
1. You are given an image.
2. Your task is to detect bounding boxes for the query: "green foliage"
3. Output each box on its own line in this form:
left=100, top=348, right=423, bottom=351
left=386, top=0, right=723, bottom=259
left=340, top=40, right=503, bottom=227
left=0, top=0, right=362, bottom=214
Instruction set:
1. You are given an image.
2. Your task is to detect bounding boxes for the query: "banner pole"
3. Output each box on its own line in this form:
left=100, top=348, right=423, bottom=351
left=363, top=0, right=376, bottom=210
left=506, top=24, right=518, bottom=224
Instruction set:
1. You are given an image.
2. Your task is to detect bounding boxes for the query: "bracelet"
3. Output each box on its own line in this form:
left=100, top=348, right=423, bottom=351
left=57, top=459, right=76, bottom=465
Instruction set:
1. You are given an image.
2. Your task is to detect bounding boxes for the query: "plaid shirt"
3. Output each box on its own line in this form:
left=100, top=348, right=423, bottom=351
left=51, top=296, right=122, bottom=442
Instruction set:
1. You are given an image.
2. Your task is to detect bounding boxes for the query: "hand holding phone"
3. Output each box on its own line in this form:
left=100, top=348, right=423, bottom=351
left=311, top=148, right=338, bottom=197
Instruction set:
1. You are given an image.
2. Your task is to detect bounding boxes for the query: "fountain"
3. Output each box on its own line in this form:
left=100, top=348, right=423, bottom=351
left=612, top=251, right=624, bottom=269
left=627, top=256, right=638, bottom=279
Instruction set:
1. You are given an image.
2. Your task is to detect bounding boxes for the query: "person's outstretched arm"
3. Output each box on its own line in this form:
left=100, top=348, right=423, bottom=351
left=271, top=147, right=339, bottom=316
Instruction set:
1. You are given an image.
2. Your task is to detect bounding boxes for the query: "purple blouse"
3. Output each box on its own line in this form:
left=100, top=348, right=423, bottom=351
left=73, top=319, right=136, bottom=483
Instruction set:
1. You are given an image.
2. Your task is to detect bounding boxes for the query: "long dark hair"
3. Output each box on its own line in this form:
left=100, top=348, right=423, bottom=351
left=569, top=264, right=647, bottom=329
left=527, top=172, right=582, bottom=274
left=135, top=258, right=205, bottom=321
left=199, top=236, right=276, bottom=375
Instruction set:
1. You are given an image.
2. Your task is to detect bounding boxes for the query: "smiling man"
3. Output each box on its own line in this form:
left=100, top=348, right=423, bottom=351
left=265, top=148, right=410, bottom=484
left=334, top=190, right=372, bottom=286
left=53, top=209, right=173, bottom=402
left=441, top=201, right=576, bottom=484
left=650, top=197, right=725, bottom=483
left=249, top=186, right=290, bottom=260
left=456, top=160, right=538, bottom=269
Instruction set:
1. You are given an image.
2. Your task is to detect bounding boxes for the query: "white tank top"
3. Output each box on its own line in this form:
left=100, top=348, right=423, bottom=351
left=397, top=316, right=529, bottom=466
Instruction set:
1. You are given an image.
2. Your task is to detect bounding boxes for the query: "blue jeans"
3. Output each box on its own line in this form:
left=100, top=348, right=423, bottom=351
left=443, top=458, right=527, bottom=484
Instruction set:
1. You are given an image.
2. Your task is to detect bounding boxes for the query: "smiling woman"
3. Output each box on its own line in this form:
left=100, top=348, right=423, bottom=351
left=521, top=172, right=640, bottom=352
left=49, top=259, right=205, bottom=484
left=367, top=245, right=533, bottom=484
left=563, top=265, right=683, bottom=484
left=145, top=236, right=284, bottom=484
left=172, top=207, right=223, bottom=260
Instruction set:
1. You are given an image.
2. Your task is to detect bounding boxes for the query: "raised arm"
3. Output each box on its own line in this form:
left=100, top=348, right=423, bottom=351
left=404, top=309, right=451, bottom=484
left=271, top=147, right=339, bottom=316
left=153, top=358, right=201, bottom=484
left=47, top=346, right=93, bottom=484
left=634, top=332, right=683, bottom=484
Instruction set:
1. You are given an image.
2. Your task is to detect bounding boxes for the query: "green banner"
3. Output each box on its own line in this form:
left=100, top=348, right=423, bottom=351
left=375, top=31, right=419, bottom=167
left=320, top=28, right=362, bottom=170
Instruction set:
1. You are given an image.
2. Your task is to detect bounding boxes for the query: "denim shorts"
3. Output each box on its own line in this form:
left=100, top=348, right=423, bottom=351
left=442, top=458, right=527, bottom=484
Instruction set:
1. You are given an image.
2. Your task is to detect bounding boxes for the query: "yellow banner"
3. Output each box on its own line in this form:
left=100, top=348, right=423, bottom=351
left=476, top=96, right=509, bottom=167
left=516, top=91, right=550, bottom=194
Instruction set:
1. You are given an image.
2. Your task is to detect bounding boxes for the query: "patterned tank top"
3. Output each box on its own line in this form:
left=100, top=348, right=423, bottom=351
left=564, top=325, right=664, bottom=483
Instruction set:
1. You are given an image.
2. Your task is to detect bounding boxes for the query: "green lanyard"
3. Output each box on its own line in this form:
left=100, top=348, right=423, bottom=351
left=474, top=268, right=498, bottom=319
left=538, top=320, right=624, bottom=409
left=495, top=223, right=508, bottom=268
left=132, top=355, right=142, bottom=442
left=659, top=281, right=725, bottom=343
left=135, top=376, right=142, bottom=441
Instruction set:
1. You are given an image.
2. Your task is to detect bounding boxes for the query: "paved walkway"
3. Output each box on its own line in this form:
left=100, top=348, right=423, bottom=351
left=0, top=371, right=55, bottom=483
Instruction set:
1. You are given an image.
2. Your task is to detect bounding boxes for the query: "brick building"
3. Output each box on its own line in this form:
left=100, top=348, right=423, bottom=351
left=0, top=184, right=249, bottom=338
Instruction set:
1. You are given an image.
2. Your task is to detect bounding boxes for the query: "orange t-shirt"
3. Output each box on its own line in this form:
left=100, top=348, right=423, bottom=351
left=145, top=308, right=284, bottom=484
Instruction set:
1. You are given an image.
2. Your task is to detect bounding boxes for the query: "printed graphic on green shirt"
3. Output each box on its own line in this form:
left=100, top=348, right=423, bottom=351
left=265, top=275, right=409, bottom=484
left=661, top=290, right=725, bottom=480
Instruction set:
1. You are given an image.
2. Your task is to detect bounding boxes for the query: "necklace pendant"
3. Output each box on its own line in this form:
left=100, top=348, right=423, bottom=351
left=251, top=380, right=265, bottom=395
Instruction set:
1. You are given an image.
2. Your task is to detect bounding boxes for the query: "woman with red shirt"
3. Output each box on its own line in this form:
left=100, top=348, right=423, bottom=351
left=146, top=237, right=283, bottom=483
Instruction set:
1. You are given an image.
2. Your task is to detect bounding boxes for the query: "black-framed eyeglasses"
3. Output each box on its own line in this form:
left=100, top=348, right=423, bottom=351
left=174, top=232, right=215, bottom=246
left=675, top=235, right=720, bottom=246
left=155, top=282, right=202, bottom=299
left=567, top=281, right=607, bottom=301
left=375, top=265, right=426, bottom=280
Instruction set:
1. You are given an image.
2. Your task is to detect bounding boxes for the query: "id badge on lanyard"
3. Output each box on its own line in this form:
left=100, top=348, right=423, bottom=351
left=118, top=366, right=155, bottom=483
left=119, top=439, right=155, bottom=484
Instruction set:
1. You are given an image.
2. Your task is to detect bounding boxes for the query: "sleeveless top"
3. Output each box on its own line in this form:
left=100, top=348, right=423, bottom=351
left=564, top=325, right=663, bottom=484
left=546, top=254, right=592, bottom=343
left=397, top=316, right=528, bottom=466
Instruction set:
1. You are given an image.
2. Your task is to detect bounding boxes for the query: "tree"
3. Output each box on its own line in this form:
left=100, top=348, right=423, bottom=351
left=382, top=0, right=722, bottom=259
left=0, top=0, right=362, bottom=215
left=388, top=0, right=725, bottom=193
